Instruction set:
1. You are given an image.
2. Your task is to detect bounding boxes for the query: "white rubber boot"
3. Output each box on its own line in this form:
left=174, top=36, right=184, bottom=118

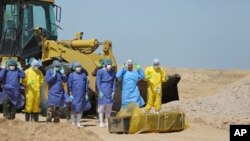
left=155, top=110, right=160, bottom=114
left=105, top=113, right=110, bottom=127
left=76, top=114, right=84, bottom=128
left=99, top=113, right=105, bottom=128
left=71, top=114, right=76, bottom=126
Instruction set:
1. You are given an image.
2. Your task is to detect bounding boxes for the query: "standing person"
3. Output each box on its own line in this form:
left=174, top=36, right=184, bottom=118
left=144, top=58, right=167, bottom=113
left=96, top=59, right=116, bottom=127
left=68, top=61, right=89, bottom=128
left=45, top=60, right=67, bottom=123
left=22, top=59, right=44, bottom=122
left=116, top=59, right=145, bottom=108
left=0, top=59, right=25, bottom=119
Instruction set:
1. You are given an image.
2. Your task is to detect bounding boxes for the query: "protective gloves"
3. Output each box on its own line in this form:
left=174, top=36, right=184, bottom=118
left=155, top=87, right=161, bottom=94
left=30, top=80, right=35, bottom=85
left=60, top=67, right=65, bottom=76
left=111, top=92, right=115, bottom=100
left=134, top=63, right=141, bottom=70
left=17, top=62, right=23, bottom=70
left=70, top=95, right=74, bottom=100
left=99, top=91, right=104, bottom=99
left=37, top=59, right=43, bottom=67
left=85, top=94, right=89, bottom=101
left=53, top=67, right=57, bottom=77
left=122, top=63, right=127, bottom=70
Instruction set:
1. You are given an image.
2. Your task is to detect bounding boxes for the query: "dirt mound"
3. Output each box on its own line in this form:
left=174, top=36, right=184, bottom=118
left=166, top=68, right=250, bottom=99
left=163, top=74, right=250, bottom=130
left=0, top=118, right=103, bottom=141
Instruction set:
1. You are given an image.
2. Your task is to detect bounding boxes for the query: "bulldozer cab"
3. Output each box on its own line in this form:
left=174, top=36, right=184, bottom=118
left=0, top=0, right=60, bottom=60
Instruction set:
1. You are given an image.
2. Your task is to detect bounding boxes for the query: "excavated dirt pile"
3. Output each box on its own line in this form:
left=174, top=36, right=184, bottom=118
left=163, top=75, right=250, bottom=130
left=0, top=118, right=103, bottom=141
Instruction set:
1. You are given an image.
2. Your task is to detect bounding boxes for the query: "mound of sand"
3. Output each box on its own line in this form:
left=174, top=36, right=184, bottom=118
left=0, top=118, right=102, bottom=141
left=166, top=68, right=250, bottom=99
left=163, top=74, right=250, bottom=130
left=1, top=69, right=248, bottom=141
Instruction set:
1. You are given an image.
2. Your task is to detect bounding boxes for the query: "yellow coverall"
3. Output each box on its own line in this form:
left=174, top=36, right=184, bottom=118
left=145, top=66, right=167, bottom=112
left=22, top=68, right=44, bottom=113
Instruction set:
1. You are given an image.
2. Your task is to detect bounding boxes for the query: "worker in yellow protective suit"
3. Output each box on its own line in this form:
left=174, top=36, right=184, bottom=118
left=144, top=58, right=167, bottom=113
left=22, top=59, right=44, bottom=122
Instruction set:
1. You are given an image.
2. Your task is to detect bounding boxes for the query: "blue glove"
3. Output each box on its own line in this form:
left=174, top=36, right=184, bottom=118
left=85, top=94, right=89, bottom=101
left=111, top=92, right=115, bottom=100
left=70, top=95, right=74, bottom=100
left=99, top=91, right=104, bottom=99
left=53, top=67, right=57, bottom=77
left=38, top=59, right=43, bottom=66
left=17, top=62, right=23, bottom=70
left=60, top=68, right=65, bottom=75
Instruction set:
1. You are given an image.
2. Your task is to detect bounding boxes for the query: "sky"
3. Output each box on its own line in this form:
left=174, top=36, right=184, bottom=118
left=55, top=0, right=250, bottom=69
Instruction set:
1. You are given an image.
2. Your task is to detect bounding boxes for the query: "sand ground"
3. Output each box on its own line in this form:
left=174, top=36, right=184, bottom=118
left=1, top=68, right=250, bottom=141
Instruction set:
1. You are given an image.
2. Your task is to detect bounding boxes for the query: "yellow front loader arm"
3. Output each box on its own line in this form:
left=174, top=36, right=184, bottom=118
left=40, top=32, right=116, bottom=92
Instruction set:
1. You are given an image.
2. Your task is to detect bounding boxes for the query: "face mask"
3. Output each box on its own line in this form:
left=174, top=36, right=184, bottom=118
left=154, top=66, right=160, bottom=70
left=32, top=65, right=38, bottom=70
left=9, top=66, right=16, bottom=70
left=75, top=67, right=82, bottom=72
left=106, top=65, right=112, bottom=70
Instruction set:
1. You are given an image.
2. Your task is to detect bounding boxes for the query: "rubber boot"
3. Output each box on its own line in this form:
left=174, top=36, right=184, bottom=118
left=25, top=113, right=31, bottom=122
left=71, top=114, right=76, bottom=126
left=9, top=104, right=16, bottom=120
left=31, top=113, right=34, bottom=121
left=105, top=113, right=110, bottom=127
left=76, top=114, right=84, bottom=128
left=155, top=110, right=160, bottom=114
left=34, top=113, right=39, bottom=122
left=99, top=113, right=105, bottom=128
left=65, top=102, right=71, bottom=123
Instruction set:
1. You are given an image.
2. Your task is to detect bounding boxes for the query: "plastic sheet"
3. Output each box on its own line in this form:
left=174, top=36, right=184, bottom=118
left=116, top=102, right=150, bottom=133
left=143, top=112, right=185, bottom=132
left=116, top=102, right=186, bottom=133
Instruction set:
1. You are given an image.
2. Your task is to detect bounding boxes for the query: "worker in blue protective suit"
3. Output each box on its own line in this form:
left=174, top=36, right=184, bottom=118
left=116, top=59, right=145, bottom=108
left=0, top=59, right=25, bottom=119
left=45, top=60, right=67, bottom=123
left=68, top=61, right=89, bottom=128
left=96, top=59, right=116, bottom=128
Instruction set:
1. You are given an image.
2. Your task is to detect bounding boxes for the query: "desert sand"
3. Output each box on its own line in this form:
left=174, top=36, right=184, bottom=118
left=1, top=68, right=250, bottom=141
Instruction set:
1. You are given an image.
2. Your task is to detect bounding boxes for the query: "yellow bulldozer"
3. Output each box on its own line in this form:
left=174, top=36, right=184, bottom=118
left=0, top=0, right=181, bottom=116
